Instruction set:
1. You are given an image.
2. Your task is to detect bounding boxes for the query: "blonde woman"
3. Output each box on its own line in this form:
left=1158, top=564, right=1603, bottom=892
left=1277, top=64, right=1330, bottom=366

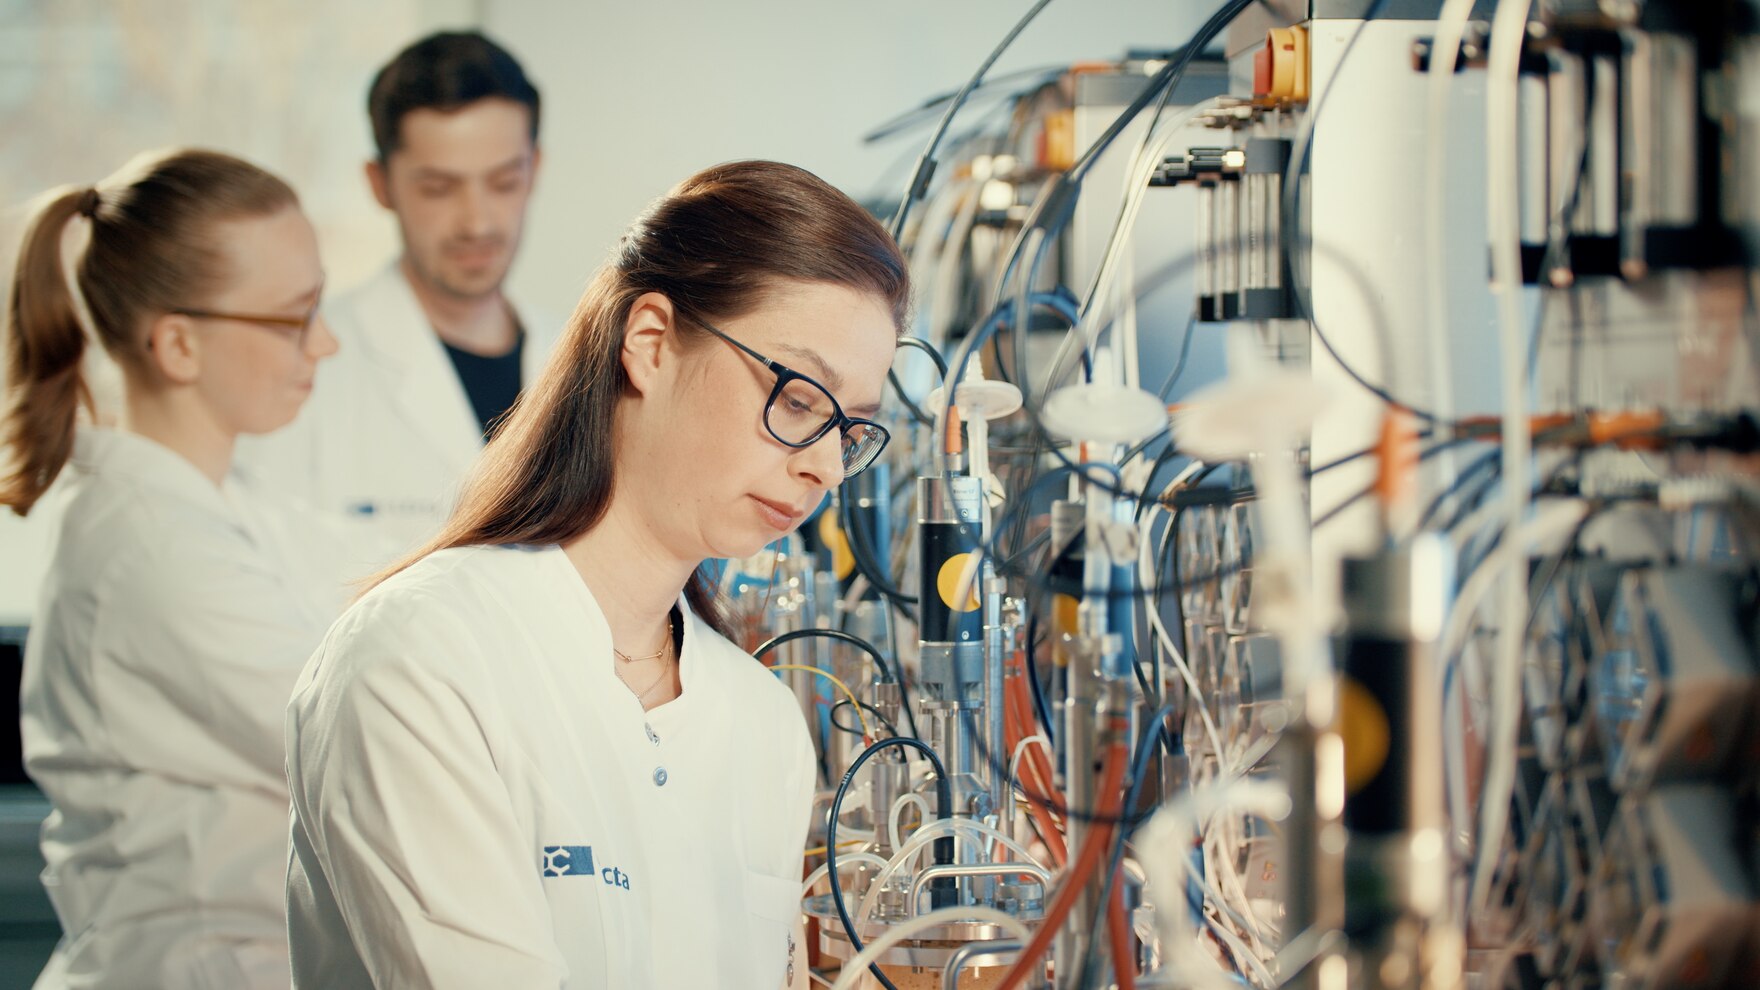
left=2, top=149, right=342, bottom=989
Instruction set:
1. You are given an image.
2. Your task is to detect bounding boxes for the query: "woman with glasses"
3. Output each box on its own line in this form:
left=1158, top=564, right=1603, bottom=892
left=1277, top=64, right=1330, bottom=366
left=284, top=160, right=906, bottom=989
left=1, top=149, right=344, bottom=988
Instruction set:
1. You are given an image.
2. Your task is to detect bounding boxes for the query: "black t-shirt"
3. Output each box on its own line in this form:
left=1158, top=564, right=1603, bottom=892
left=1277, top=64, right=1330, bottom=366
left=443, top=333, right=524, bottom=439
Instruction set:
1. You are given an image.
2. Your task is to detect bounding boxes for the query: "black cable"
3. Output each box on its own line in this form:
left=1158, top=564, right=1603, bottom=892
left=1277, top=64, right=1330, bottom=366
left=995, top=528, right=1050, bottom=573
left=888, top=369, right=937, bottom=427
left=942, top=239, right=1402, bottom=554
left=1272, top=0, right=1461, bottom=426
left=860, top=522, right=1244, bottom=830
left=754, top=627, right=900, bottom=685
left=1166, top=464, right=1222, bottom=662
left=895, top=334, right=949, bottom=381
left=1066, top=0, right=1254, bottom=186
left=967, top=0, right=1256, bottom=412
left=1308, top=321, right=1455, bottom=424
left=1308, top=436, right=1476, bottom=530
left=1023, top=608, right=1056, bottom=749
left=758, top=621, right=922, bottom=741
left=1308, top=429, right=1433, bottom=478
left=1442, top=459, right=1509, bottom=534
left=1155, top=309, right=1201, bottom=400
left=863, top=63, right=1067, bottom=144
left=1417, top=447, right=1500, bottom=531
left=840, top=493, right=918, bottom=610
left=1522, top=519, right=1590, bottom=636
left=825, top=738, right=954, bottom=990
left=829, top=699, right=902, bottom=739
left=1449, top=454, right=1588, bottom=585
left=888, top=0, right=1056, bottom=239
left=1306, top=66, right=1575, bottom=428
left=941, top=556, right=1270, bottom=828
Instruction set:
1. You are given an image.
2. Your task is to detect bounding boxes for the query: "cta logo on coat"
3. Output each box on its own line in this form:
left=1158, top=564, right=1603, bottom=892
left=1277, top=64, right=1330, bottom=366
left=541, top=845, right=632, bottom=889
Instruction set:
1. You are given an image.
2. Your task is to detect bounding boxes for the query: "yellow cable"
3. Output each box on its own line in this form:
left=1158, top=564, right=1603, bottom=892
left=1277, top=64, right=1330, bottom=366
left=769, top=664, right=875, bottom=739
left=801, top=840, right=867, bottom=857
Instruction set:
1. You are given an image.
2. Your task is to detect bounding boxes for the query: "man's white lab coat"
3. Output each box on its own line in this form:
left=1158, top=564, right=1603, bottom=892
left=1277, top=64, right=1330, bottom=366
left=238, top=262, right=560, bottom=558
left=22, top=429, right=353, bottom=989
left=285, top=544, right=817, bottom=989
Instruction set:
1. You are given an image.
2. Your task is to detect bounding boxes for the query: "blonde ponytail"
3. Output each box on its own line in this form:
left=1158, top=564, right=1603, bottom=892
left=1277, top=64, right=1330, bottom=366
left=0, top=187, right=95, bottom=516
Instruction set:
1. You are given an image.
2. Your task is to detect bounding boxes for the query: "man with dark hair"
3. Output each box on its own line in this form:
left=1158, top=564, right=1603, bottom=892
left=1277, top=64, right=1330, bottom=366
left=243, top=31, right=557, bottom=556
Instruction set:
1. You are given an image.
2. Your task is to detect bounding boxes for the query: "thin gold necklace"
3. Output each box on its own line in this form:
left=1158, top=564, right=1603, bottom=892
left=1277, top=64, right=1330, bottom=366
left=616, top=614, right=677, bottom=703
left=630, top=659, right=671, bottom=705
left=622, top=639, right=673, bottom=704
left=614, top=614, right=675, bottom=664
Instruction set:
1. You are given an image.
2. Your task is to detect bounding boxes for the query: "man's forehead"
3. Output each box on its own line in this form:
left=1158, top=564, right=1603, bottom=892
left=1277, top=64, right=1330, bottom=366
left=391, top=102, right=534, bottom=169
left=399, top=150, right=531, bottom=180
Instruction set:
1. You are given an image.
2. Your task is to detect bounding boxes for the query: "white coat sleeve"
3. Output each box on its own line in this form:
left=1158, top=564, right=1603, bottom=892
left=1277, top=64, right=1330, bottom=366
left=286, top=596, right=568, bottom=988
left=781, top=722, right=816, bottom=990
left=780, top=713, right=817, bottom=878
left=94, top=531, right=329, bottom=793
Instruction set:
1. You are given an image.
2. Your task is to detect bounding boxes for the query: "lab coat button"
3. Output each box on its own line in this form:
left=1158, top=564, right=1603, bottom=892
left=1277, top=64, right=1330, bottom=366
left=645, top=723, right=660, bottom=745
left=653, top=767, right=668, bottom=787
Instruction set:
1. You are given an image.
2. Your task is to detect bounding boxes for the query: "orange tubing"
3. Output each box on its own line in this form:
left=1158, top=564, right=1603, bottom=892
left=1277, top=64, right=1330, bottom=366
left=1106, top=863, right=1137, bottom=990
left=1453, top=409, right=1668, bottom=449
left=1003, top=672, right=1068, bottom=866
left=994, top=739, right=1130, bottom=990
left=1008, top=674, right=1066, bottom=843
left=1008, top=672, right=1061, bottom=809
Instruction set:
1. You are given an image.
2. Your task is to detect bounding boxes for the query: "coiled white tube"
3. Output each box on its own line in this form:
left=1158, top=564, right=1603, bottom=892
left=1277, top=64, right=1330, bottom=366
left=828, top=905, right=1031, bottom=990
left=801, top=852, right=890, bottom=900
left=887, top=792, right=932, bottom=855
left=853, top=817, right=1045, bottom=933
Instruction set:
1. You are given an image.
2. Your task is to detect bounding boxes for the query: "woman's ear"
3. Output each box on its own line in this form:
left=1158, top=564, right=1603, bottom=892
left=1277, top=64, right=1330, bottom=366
left=143, top=313, right=202, bottom=385
left=620, top=291, right=676, bottom=396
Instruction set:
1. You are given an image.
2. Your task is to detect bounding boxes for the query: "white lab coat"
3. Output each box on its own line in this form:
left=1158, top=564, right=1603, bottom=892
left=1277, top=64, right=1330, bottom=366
left=236, top=262, right=560, bottom=559
left=21, top=429, right=355, bottom=990
left=285, top=544, right=817, bottom=989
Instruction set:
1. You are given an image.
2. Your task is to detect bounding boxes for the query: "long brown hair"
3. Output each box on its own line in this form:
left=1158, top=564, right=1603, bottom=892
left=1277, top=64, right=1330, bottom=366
left=0, top=149, right=297, bottom=515
left=380, top=160, right=910, bottom=636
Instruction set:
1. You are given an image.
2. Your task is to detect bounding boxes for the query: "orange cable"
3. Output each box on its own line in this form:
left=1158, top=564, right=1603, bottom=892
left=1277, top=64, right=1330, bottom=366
left=1004, top=673, right=1068, bottom=866
left=1107, top=862, right=1137, bottom=990
left=994, top=738, right=1130, bottom=990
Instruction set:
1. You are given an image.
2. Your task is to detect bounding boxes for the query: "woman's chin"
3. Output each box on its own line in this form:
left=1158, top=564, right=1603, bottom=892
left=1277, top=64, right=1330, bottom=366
left=708, top=526, right=789, bottom=563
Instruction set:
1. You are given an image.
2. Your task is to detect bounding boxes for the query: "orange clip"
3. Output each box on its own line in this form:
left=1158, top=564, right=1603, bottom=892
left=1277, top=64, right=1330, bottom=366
left=1375, top=408, right=1420, bottom=511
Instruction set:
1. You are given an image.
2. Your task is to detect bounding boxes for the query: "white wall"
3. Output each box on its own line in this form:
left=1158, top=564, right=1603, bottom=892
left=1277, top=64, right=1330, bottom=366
left=486, top=0, right=1212, bottom=317
left=0, top=0, right=477, bottom=297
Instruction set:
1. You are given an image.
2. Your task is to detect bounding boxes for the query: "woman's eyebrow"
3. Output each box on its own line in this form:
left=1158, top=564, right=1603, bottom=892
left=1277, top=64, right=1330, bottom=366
left=775, top=342, right=843, bottom=392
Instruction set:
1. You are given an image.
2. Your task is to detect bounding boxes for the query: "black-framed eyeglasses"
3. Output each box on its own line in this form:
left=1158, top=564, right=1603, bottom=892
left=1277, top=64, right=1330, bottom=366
left=169, top=296, right=322, bottom=347
left=681, top=313, right=890, bottom=478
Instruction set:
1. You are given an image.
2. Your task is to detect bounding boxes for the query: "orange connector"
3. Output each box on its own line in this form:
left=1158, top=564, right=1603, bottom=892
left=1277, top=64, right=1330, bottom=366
left=1254, top=26, right=1310, bottom=105
left=1375, top=408, right=1421, bottom=512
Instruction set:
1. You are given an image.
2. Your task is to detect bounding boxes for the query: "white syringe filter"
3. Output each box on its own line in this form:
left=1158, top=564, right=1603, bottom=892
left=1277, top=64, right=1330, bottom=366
left=1172, top=368, right=1329, bottom=460
left=924, top=379, right=1024, bottom=421
left=1040, top=383, right=1169, bottom=444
